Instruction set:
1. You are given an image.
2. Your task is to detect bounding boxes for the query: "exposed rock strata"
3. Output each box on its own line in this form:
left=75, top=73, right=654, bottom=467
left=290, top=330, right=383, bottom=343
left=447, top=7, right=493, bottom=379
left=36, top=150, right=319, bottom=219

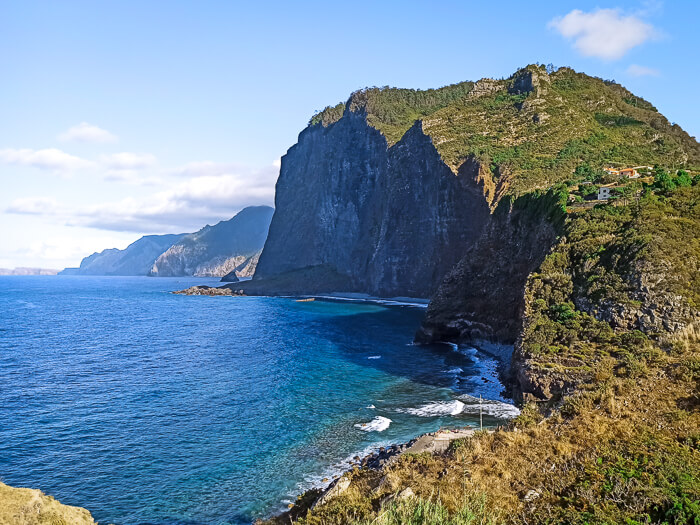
left=256, top=109, right=490, bottom=298
left=417, top=192, right=563, bottom=344
left=151, top=206, right=273, bottom=277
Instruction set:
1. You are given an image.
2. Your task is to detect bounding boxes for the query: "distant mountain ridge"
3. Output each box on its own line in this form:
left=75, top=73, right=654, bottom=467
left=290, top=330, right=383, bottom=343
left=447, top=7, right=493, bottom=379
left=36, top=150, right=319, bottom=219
left=60, top=234, right=186, bottom=276
left=60, top=206, right=274, bottom=278
left=150, top=206, right=274, bottom=277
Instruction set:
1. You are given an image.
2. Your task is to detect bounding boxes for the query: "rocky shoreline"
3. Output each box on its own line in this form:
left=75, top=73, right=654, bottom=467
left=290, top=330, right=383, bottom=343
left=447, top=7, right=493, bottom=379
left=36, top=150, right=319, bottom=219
left=267, top=427, right=480, bottom=524
left=173, top=285, right=245, bottom=296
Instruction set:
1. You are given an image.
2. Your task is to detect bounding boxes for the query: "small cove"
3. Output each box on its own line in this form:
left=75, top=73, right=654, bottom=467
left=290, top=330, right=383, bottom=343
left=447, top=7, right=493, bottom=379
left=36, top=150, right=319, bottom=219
left=0, top=276, right=516, bottom=524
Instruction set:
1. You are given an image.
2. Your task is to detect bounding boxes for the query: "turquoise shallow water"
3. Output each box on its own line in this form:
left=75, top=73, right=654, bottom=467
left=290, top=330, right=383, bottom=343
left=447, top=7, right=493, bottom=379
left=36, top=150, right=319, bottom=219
left=0, top=276, right=515, bottom=524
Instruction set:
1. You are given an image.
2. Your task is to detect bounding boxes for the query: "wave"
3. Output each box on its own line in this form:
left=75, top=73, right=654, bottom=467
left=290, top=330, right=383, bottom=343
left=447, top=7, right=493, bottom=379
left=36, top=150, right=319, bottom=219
left=354, top=416, right=392, bottom=432
left=367, top=355, right=381, bottom=360
left=401, top=400, right=465, bottom=417
left=458, top=394, right=520, bottom=418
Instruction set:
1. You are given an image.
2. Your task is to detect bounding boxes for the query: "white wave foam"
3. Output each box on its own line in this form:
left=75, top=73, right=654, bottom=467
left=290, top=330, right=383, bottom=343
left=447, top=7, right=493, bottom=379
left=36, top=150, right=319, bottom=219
left=354, top=416, right=392, bottom=432
left=367, top=355, right=381, bottom=360
left=458, top=394, right=520, bottom=418
left=448, top=367, right=463, bottom=374
left=402, top=400, right=465, bottom=417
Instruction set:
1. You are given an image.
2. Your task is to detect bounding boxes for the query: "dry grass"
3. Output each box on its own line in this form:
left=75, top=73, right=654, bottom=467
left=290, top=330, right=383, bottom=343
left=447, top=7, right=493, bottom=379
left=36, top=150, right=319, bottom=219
left=268, top=340, right=699, bottom=525
left=0, top=482, right=97, bottom=525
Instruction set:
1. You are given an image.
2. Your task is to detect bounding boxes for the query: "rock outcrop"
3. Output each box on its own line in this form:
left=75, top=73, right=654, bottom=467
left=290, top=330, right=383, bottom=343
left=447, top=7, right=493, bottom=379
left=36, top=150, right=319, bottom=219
left=253, top=65, right=700, bottom=300
left=151, top=206, right=273, bottom=278
left=417, top=191, right=565, bottom=344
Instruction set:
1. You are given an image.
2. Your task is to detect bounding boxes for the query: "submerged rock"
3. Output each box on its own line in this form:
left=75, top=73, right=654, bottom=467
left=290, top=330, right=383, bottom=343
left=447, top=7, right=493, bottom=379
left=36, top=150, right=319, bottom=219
left=173, top=286, right=245, bottom=296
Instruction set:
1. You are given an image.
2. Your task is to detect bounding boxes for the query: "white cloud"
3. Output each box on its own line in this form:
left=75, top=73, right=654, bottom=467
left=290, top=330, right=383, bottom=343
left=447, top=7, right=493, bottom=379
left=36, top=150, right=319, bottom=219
left=5, top=164, right=278, bottom=233
left=6, top=197, right=63, bottom=215
left=6, top=235, right=133, bottom=269
left=626, top=64, right=660, bottom=77
left=58, top=122, right=118, bottom=143
left=548, top=8, right=656, bottom=60
left=103, top=169, right=163, bottom=186
left=0, top=148, right=93, bottom=171
left=100, top=152, right=157, bottom=170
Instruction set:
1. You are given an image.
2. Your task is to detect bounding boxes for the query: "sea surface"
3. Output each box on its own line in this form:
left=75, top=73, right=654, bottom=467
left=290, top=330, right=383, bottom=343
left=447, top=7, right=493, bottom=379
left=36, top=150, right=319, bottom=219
left=0, top=276, right=517, bottom=524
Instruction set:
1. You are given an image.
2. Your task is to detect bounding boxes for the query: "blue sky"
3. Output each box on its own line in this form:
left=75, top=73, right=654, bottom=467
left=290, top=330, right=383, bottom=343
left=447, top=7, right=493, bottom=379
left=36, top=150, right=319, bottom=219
left=1, top=0, right=698, bottom=268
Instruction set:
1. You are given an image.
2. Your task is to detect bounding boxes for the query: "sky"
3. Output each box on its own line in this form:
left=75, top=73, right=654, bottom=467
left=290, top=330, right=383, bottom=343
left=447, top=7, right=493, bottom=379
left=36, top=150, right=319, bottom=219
left=1, top=0, right=698, bottom=269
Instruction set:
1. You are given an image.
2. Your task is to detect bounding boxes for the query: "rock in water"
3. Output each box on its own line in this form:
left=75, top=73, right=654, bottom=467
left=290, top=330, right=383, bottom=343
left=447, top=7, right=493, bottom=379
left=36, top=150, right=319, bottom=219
left=219, top=270, right=240, bottom=282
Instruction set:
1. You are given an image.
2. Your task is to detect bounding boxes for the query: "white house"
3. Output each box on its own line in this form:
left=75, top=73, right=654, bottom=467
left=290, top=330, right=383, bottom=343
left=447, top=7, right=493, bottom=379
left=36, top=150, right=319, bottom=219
left=598, top=186, right=614, bottom=200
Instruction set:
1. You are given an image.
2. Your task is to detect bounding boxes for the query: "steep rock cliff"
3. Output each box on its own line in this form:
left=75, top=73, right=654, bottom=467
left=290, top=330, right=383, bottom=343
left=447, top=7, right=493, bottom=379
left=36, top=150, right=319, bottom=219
left=255, top=110, right=490, bottom=298
left=150, top=206, right=273, bottom=277
left=417, top=191, right=566, bottom=344
left=254, top=65, right=699, bottom=299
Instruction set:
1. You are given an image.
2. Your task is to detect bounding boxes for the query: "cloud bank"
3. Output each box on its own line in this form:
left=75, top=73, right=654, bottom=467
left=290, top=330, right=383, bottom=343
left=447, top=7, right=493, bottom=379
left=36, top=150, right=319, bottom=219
left=549, top=8, right=656, bottom=60
left=6, top=164, right=278, bottom=233
left=0, top=148, right=93, bottom=171
left=58, top=122, right=118, bottom=143
left=626, top=64, right=660, bottom=77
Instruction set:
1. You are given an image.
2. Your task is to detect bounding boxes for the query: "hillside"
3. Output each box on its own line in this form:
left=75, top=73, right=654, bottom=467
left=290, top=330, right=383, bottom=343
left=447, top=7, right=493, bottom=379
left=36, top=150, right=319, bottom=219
left=150, top=205, right=274, bottom=277
left=255, top=66, right=700, bottom=524
left=0, top=481, right=96, bottom=525
left=253, top=65, right=700, bottom=298
left=265, top=183, right=700, bottom=525
left=60, top=233, right=185, bottom=276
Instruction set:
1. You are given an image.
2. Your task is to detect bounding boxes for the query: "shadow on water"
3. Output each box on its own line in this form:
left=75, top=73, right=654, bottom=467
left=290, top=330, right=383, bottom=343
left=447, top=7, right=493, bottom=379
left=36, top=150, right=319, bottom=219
left=303, top=301, right=508, bottom=395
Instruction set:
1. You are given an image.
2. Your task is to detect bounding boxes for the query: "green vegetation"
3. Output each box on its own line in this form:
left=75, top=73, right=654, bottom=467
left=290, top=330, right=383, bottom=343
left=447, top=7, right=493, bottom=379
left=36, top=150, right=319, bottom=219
left=310, top=81, right=475, bottom=144
left=264, top=185, right=699, bottom=525
left=309, top=65, right=700, bottom=198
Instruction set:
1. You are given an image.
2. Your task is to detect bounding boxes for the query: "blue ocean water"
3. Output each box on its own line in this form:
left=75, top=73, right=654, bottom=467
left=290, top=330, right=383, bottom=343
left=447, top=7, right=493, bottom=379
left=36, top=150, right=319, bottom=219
left=0, top=276, right=515, bottom=524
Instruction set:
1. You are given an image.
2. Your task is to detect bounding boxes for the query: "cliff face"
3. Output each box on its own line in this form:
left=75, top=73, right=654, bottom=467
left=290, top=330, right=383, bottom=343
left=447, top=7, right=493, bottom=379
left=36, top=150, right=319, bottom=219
left=255, top=110, right=490, bottom=298
left=150, top=205, right=273, bottom=277
left=417, top=191, right=566, bottom=344
left=254, top=65, right=700, bottom=299
left=60, top=233, right=185, bottom=276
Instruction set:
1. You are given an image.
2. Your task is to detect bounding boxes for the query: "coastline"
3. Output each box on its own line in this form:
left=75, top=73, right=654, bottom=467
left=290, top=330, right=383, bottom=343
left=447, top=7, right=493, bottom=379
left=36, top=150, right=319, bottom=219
left=267, top=426, right=485, bottom=524
left=173, top=284, right=430, bottom=308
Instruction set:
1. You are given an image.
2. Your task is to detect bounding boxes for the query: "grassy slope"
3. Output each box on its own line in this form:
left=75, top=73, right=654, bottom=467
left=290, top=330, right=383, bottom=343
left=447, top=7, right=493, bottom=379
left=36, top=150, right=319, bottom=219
left=0, top=481, right=97, bottom=525
left=268, top=185, right=700, bottom=525
left=309, top=65, right=700, bottom=198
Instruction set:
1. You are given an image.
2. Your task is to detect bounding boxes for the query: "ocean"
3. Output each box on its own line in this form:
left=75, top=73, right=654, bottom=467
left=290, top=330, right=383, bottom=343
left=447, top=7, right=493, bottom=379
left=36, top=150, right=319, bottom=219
left=0, top=276, right=517, bottom=524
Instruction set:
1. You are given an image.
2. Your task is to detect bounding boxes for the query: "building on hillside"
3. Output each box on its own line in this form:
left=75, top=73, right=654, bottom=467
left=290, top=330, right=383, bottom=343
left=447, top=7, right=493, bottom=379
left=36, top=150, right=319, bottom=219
left=604, top=167, right=620, bottom=176
left=620, top=168, right=640, bottom=178
left=598, top=184, right=618, bottom=200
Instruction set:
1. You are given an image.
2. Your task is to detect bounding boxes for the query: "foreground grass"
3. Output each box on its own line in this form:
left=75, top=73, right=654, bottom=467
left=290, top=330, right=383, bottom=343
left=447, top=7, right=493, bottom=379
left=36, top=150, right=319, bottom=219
left=0, top=481, right=97, bottom=525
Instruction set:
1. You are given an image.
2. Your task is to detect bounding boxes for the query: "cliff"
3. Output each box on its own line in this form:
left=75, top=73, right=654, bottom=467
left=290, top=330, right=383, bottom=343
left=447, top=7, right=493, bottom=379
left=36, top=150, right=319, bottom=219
left=253, top=65, right=700, bottom=298
left=261, top=66, right=700, bottom=525
left=60, top=233, right=184, bottom=276
left=255, top=113, right=490, bottom=298
left=150, top=205, right=273, bottom=277
left=0, top=481, right=96, bottom=525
